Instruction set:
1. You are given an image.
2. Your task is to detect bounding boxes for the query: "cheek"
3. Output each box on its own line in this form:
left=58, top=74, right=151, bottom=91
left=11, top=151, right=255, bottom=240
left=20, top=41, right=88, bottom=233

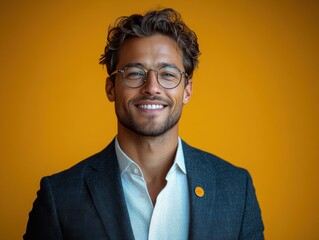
left=114, top=88, right=134, bottom=109
left=168, top=96, right=184, bottom=113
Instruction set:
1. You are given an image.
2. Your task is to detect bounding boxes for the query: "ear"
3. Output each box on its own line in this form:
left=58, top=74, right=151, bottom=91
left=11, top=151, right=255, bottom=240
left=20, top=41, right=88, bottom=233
left=183, top=78, right=192, bottom=104
left=105, top=77, right=115, bottom=102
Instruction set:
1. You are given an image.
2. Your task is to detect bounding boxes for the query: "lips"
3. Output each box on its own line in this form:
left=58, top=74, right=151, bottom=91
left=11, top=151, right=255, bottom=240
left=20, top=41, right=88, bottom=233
left=132, top=96, right=172, bottom=110
left=137, top=104, right=165, bottom=109
left=135, top=101, right=168, bottom=111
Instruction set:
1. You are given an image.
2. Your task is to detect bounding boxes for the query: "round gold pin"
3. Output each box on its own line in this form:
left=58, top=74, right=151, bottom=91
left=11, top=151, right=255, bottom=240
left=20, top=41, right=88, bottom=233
left=195, top=186, right=204, bottom=197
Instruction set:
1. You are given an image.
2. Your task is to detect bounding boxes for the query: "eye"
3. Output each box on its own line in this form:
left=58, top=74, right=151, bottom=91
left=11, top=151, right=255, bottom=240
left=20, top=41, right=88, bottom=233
left=124, top=67, right=145, bottom=79
left=159, top=67, right=180, bottom=81
left=161, top=72, right=175, bottom=78
left=127, top=72, right=143, bottom=77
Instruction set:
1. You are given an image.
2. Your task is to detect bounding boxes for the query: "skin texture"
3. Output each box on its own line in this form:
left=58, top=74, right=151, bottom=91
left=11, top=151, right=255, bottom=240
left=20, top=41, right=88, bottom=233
left=105, top=35, right=192, bottom=204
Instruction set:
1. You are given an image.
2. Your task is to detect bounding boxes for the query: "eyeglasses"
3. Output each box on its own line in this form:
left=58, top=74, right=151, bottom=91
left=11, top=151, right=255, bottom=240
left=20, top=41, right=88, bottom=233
left=110, top=64, right=188, bottom=89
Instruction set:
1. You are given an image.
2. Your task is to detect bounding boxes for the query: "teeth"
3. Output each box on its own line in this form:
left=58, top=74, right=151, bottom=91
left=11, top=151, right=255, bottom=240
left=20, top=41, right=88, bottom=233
left=138, top=104, right=164, bottom=109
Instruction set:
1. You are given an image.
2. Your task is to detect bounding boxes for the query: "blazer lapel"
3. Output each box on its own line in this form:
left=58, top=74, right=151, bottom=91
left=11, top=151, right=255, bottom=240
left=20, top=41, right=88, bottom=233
left=85, top=141, right=135, bottom=240
left=183, top=141, right=217, bottom=239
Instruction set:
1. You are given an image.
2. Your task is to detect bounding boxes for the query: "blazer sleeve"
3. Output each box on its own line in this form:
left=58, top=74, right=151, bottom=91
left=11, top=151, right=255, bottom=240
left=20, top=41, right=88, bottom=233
left=24, top=177, right=63, bottom=240
left=239, top=171, right=264, bottom=240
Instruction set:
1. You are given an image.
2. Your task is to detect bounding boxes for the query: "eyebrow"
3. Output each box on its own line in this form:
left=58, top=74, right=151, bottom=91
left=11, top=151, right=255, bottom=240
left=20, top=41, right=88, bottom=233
left=123, top=62, right=179, bottom=69
left=124, top=63, right=144, bottom=68
left=157, top=62, right=179, bottom=68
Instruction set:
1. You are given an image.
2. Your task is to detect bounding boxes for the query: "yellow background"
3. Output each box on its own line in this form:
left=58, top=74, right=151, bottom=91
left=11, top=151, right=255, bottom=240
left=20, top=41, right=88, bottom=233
left=1, top=0, right=318, bottom=239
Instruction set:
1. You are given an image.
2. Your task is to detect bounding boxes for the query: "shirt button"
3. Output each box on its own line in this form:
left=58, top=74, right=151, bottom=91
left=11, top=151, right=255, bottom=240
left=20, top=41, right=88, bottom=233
left=133, top=168, right=139, bottom=174
left=141, top=193, right=147, bottom=198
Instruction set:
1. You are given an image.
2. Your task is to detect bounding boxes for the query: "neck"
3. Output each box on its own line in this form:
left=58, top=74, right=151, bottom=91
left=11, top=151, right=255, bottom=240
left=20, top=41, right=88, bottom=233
left=117, top=123, right=180, bottom=205
left=117, top=124, right=179, bottom=181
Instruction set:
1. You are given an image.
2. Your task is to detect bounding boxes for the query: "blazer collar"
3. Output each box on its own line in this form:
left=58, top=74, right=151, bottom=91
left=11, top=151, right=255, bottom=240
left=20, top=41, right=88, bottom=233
left=83, top=139, right=217, bottom=240
left=84, top=139, right=135, bottom=240
left=182, top=140, right=217, bottom=239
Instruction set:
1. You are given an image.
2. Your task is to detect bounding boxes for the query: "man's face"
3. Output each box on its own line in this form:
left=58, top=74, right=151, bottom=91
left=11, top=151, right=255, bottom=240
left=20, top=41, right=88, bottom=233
left=106, top=35, right=192, bottom=137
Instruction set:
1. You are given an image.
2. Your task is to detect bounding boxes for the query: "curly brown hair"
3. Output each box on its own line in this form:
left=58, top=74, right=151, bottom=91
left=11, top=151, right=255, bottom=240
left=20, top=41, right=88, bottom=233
left=99, top=8, right=200, bottom=80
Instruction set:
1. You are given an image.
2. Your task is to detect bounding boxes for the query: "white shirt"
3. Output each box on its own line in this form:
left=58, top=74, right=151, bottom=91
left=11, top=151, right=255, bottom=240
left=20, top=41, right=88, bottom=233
left=115, top=137, right=190, bottom=240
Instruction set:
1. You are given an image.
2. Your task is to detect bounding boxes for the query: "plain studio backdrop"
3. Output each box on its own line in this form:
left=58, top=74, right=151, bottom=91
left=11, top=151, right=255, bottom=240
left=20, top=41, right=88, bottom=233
left=0, top=0, right=318, bottom=239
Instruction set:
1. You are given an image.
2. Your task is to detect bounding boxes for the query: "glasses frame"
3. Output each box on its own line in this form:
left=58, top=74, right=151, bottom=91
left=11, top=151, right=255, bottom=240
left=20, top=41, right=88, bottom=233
left=110, top=65, right=189, bottom=89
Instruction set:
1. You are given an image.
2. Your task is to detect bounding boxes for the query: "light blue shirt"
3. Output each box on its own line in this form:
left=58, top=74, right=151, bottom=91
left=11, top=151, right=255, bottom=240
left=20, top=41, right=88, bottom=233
left=115, top=137, right=190, bottom=240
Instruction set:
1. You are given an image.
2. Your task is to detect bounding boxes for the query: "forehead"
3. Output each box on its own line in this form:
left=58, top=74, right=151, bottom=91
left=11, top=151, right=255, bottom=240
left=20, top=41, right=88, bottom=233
left=117, top=35, right=183, bottom=69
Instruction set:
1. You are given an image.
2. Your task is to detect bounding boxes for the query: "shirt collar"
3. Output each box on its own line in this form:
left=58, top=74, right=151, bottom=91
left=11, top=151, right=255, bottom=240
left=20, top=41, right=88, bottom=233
left=115, top=137, right=136, bottom=175
left=174, top=137, right=187, bottom=174
left=115, top=137, right=187, bottom=175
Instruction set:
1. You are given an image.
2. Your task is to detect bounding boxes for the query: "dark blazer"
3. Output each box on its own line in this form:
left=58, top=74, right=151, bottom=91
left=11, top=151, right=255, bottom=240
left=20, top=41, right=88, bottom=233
left=24, top=140, right=264, bottom=239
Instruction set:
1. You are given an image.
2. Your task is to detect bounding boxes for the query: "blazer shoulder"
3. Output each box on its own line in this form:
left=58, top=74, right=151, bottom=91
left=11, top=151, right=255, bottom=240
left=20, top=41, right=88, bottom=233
left=45, top=140, right=116, bottom=188
left=182, top=140, right=249, bottom=180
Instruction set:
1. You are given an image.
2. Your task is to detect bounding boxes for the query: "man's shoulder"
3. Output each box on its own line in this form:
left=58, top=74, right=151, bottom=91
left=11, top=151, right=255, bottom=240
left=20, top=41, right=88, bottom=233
left=45, top=140, right=116, bottom=187
left=181, top=140, right=249, bottom=178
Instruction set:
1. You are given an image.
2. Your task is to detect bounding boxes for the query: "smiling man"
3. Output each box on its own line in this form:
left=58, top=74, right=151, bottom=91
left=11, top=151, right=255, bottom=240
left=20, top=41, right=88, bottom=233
left=24, top=8, right=264, bottom=240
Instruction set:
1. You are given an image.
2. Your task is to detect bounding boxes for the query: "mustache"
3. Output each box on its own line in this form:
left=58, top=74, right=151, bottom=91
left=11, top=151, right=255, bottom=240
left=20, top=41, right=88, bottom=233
left=130, top=96, right=173, bottom=106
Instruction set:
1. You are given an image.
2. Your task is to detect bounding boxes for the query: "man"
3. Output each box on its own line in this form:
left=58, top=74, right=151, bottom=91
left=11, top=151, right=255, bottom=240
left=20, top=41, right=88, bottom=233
left=24, top=8, right=264, bottom=240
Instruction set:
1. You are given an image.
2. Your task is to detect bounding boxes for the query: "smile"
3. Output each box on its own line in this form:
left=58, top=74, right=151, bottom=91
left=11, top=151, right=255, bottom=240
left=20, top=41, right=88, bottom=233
left=137, top=104, right=165, bottom=110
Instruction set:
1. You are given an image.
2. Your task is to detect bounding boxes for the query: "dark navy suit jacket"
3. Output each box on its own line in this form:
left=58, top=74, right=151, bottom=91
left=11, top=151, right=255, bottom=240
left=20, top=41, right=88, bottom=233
left=24, top=140, right=264, bottom=239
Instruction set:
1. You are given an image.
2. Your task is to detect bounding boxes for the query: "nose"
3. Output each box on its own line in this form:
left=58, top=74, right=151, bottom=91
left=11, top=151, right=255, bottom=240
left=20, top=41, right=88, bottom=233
left=140, top=70, right=161, bottom=95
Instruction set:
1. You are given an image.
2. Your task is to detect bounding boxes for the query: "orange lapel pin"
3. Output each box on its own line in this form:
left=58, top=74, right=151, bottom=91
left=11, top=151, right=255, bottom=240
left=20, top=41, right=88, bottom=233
left=195, top=186, right=205, bottom=197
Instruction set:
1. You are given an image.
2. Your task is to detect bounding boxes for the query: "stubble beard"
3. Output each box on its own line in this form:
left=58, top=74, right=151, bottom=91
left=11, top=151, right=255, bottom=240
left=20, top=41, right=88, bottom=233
left=116, top=102, right=182, bottom=137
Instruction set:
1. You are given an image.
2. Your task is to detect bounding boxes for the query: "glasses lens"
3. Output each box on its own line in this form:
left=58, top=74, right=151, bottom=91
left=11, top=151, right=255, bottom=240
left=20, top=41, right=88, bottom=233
left=123, top=66, right=146, bottom=88
left=158, top=66, right=182, bottom=89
